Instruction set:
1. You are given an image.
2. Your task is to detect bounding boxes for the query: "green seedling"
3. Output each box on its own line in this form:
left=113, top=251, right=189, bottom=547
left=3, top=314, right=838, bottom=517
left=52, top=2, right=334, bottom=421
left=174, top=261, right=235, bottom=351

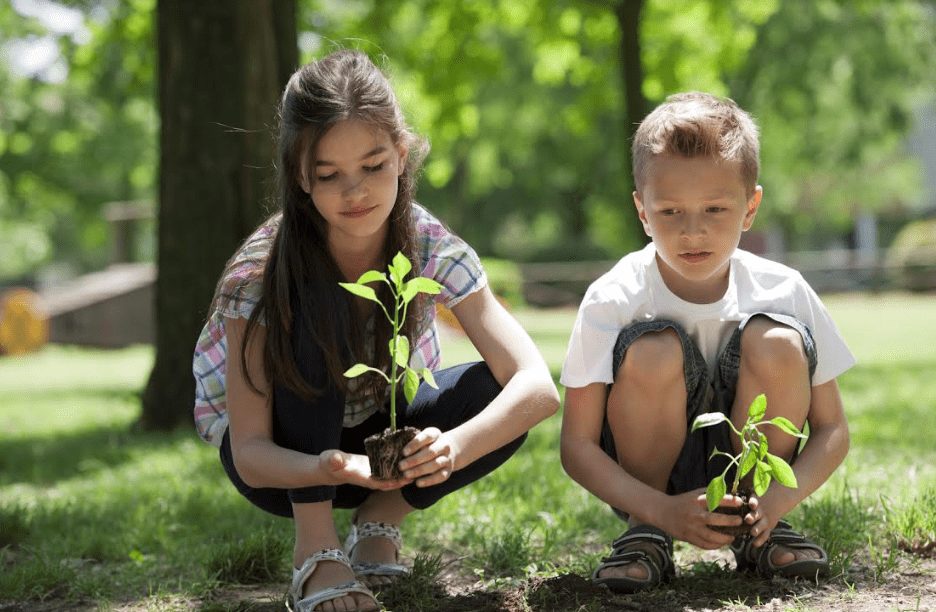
left=339, top=251, right=442, bottom=431
left=691, top=393, right=807, bottom=512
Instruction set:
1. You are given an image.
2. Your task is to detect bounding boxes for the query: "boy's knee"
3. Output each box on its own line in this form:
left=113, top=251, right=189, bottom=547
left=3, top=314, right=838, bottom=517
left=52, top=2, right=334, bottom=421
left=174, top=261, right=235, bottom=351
left=741, top=318, right=807, bottom=373
left=617, top=328, right=684, bottom=385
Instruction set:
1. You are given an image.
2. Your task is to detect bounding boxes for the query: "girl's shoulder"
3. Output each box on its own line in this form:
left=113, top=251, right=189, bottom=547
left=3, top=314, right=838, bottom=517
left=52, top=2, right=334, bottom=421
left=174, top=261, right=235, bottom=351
left=215, top=213, right=282, bottom=319
left=411, top=203, right=487, bottom=306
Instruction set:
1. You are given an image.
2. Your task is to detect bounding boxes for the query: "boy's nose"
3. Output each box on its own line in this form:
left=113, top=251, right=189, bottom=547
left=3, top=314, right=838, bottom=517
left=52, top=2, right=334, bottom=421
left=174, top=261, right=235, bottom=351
left=681, top=214, right=705, bottom=237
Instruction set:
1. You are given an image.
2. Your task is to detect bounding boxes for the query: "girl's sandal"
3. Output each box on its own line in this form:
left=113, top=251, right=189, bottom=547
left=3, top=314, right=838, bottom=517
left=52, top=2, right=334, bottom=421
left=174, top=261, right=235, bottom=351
left=591, top=525, right=675, bottom=593
left=286, top=549, right=380, bottom=612
left=730, top=519, right=830, bottom=579
left=344, top=521, right=411, bottom=586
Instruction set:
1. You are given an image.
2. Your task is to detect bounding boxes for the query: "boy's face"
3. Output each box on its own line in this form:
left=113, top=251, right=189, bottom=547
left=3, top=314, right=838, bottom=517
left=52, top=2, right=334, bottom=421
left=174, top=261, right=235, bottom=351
left=634, top=154, right=761, bottom=303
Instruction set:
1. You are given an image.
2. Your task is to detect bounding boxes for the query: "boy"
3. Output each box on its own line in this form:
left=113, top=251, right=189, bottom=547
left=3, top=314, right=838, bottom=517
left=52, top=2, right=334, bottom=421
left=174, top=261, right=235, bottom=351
left=560, top=92, right=854, bottom=593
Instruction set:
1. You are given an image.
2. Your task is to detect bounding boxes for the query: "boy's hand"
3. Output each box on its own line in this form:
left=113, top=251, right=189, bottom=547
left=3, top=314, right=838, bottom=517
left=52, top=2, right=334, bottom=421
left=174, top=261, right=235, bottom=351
left=320, top=449, right=411, bottom=490
left=660, top=490, right=745, bottom=549
left=743, top=495, right=782, bottom=548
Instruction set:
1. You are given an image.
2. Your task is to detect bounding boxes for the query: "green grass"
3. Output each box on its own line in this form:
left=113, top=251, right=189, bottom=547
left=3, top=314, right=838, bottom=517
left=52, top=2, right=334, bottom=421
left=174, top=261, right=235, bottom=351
left=1, top=293, right=935, bottom=609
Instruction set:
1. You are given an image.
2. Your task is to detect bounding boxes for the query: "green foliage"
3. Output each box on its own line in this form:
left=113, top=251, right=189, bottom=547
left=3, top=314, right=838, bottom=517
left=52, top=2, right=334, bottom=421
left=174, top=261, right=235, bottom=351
left=2, top=0, right=934, bottom=280
left=0, top=0, right=157, bottom=281
left=480, top=257, right=525, bottom=308
left=206, top=527, right=290, bottom=584
left=887, top=218, right=936, bottom=291
left=340, top=252, right=442, bottom=430
left=692, top=394, right=805, bottom=511
left=733, top=0, right=935, bottom=244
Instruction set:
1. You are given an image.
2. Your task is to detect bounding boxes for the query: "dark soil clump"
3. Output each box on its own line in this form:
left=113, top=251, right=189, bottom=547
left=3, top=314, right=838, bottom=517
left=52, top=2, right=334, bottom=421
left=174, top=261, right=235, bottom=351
left=711, top=490, right=753, bottom=537
left=364, top=426, right=419, bottom=480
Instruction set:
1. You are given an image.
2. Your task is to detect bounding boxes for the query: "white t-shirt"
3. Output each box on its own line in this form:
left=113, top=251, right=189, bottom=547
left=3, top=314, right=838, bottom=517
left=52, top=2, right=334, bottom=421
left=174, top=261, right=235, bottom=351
left=561, top=243, right=855, bottom=388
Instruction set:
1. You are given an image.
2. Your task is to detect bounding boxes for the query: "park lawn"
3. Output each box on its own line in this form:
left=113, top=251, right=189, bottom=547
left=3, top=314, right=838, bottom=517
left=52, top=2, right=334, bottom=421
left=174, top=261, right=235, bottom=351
left=0, top=293, right=934, bottom=610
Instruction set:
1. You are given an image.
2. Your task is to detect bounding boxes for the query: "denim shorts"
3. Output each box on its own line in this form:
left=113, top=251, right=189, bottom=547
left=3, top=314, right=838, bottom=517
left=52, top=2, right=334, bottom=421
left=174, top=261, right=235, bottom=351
left=600, top=313, right=817, bottom=520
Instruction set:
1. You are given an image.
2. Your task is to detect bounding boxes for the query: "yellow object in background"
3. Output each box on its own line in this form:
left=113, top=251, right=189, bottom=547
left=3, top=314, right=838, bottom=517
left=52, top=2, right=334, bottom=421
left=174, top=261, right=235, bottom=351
left=0, top=288, right=49, bottom=355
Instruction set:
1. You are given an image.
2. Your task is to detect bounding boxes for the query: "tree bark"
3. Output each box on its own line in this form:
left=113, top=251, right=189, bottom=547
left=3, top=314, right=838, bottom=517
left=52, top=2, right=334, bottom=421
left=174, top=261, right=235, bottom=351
left=141, top=0, right=297, bottom=430
left=614, top=0, right=650, bottom=246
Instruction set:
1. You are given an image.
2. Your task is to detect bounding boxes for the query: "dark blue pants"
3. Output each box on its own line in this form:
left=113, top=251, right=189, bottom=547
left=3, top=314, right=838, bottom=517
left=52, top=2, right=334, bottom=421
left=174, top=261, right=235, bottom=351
left=220, top=360, right=526, bottom=518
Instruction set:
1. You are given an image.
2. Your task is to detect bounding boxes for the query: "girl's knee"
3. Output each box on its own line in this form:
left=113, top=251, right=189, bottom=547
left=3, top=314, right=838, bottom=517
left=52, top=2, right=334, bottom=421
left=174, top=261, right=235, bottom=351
left=616, top=328, right=684, bottom=386
left=741, top=318, right=807, bottom=373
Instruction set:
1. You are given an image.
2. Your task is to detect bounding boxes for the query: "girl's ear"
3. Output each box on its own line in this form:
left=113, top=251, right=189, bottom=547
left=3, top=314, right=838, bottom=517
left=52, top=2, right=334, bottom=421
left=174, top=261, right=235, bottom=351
left=396, top=143, right=408, bottom=176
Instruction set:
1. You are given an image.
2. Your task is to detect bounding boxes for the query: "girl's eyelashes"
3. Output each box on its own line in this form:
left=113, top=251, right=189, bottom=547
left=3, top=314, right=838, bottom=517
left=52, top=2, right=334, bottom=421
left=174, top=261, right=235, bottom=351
left=315, top=161, right=386, bottom=182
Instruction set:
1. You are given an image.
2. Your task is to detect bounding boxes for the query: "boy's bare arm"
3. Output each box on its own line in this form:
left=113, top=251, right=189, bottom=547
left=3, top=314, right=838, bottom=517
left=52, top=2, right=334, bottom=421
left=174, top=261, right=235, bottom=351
left=560, top=383, right=740, bottom=548
left=560, top=384, right=661, bottom=518
left=745, top=378, right=850, bottom=547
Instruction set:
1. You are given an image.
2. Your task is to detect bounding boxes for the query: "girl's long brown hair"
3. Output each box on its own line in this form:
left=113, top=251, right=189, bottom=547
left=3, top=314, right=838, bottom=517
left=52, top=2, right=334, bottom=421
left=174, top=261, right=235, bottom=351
left=222, top=50, right=429, bottom=402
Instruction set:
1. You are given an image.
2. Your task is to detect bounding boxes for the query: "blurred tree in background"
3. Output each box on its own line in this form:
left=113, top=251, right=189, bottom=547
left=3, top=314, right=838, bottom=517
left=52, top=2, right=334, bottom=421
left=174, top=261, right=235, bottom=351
left=0, top=0, right=934, bottom=426
left=2, top=0, right=933, bottom=276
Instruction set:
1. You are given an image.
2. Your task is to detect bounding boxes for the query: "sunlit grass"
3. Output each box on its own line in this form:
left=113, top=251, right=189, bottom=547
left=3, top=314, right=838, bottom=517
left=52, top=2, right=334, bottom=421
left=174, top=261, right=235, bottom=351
left=0, top=293, right=934, bottom=607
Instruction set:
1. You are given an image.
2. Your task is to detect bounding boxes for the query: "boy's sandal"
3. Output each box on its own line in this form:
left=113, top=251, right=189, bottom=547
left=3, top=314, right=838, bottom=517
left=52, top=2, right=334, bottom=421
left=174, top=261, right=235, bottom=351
left=591, top=525, right=675, bottom=593
left=286, top=548, right=380, bottom=612
left=344, top=521, right=411, bottom=585
left=730, top=519, right=830, bottom=579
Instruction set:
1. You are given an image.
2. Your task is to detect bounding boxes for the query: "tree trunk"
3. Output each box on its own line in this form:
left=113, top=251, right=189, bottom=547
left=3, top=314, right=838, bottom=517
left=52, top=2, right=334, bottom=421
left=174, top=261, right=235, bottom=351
left=614, top=0, right=650, bottom=247
left=141, top=0, right=297, bottom=430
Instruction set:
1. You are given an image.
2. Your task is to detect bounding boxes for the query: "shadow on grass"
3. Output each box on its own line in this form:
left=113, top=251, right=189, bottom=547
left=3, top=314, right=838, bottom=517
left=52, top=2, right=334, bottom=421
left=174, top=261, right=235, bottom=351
left=0, top=420, right=191, bottom=486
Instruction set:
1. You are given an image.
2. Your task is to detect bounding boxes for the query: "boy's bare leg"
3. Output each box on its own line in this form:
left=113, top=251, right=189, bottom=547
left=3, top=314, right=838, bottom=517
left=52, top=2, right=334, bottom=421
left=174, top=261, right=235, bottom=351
left=600, top=328, right=687, bottom=580
left=732, top=316, right=818, bottom=566
left=293, top=501, right=378, bottom=612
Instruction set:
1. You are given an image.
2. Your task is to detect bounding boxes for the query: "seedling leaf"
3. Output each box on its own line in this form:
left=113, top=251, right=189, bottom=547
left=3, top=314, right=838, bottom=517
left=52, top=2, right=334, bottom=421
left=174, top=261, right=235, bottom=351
left=421, top=367, right=438, bottom=389
left=753, top=461, right=772, bottom=496
left=691, top=412, right=728, bottom=432
left=339, top=282, right=379, bottom=303
left=390, top=336, right=410, bottom=368
left=769, top=416, right=807, bottom=438
left=403, top=368, right=419, bottom=404
left=356, top=270, right=386, bottom=285
left=343, top=364, right=386, bottom=380
left=391, top=252, right=412, bottom=282
left=408, top=276, right=443, bottom=295
left=748, top=394, right=767, bottom=421
left=738, top=447, right=758, bottom=480
left=757, top=433, right=769, bottom=459
left=706, top=475, right=726, bottom=512
left=765, top=454, right=798, bottom=488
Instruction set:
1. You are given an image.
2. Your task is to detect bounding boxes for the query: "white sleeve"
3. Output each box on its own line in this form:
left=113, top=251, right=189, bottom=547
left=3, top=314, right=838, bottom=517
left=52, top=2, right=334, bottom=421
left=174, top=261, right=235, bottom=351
left=797, top=281, right=856, bottom=385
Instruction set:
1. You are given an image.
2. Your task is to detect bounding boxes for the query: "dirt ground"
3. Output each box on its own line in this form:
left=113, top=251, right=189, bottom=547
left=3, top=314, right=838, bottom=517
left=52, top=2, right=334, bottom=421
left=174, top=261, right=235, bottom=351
left=3, top=551, right=933, bottom=611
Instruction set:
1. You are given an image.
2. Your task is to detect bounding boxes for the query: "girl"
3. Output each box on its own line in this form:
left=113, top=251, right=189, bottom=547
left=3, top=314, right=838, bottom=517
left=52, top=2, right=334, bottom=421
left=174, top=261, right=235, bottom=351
left=192, top=50, right=559, bottom=612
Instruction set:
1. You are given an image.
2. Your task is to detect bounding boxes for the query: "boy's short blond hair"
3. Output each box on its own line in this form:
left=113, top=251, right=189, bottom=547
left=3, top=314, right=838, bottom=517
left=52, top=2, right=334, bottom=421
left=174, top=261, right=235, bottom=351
left=632, top=92, right=760, bottom=194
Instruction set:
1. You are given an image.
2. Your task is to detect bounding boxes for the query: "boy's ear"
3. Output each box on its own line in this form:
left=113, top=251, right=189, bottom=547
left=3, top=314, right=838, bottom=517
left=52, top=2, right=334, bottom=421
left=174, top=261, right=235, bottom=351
left=742, top=185, right=763, bottom=231
left=633, top=191, right=652, bottom=237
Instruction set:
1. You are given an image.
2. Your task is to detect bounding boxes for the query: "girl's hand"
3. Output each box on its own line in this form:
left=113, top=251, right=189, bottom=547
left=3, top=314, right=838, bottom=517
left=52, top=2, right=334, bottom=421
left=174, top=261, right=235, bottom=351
left=743, top=495, right=781, bottom=548
left=399, top=427, right=459, bottom=487
left=319, top=449, right=411, bottom=490
left=659, top=489, right=744, bottom=550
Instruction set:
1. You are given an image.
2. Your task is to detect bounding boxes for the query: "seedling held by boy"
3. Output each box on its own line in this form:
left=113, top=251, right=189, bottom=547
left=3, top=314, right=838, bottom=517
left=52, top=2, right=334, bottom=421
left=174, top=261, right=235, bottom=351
left=692, top=393, right=806, bottom=535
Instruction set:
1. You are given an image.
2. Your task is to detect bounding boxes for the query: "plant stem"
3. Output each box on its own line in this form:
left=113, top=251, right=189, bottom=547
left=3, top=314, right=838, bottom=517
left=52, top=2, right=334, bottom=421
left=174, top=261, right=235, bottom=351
left=389, top=289, right=400, bottom=432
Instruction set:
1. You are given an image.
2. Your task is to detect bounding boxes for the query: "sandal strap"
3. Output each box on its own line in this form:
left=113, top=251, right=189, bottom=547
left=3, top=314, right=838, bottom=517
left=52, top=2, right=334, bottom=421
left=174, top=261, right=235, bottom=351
left=289, top=548, right=354, bottom=604
left=731, top=520, right=829, bottom=577
left=345, top=521, right=403, bottom=557
left=293, top=580, right=377, bottom=612
left=599, top=525, right=674, bottom=579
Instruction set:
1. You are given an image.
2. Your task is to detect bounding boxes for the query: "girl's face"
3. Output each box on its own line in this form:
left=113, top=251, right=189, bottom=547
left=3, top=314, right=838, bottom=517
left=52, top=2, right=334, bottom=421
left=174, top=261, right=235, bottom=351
left=299, top=119, right=407, bottom=253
